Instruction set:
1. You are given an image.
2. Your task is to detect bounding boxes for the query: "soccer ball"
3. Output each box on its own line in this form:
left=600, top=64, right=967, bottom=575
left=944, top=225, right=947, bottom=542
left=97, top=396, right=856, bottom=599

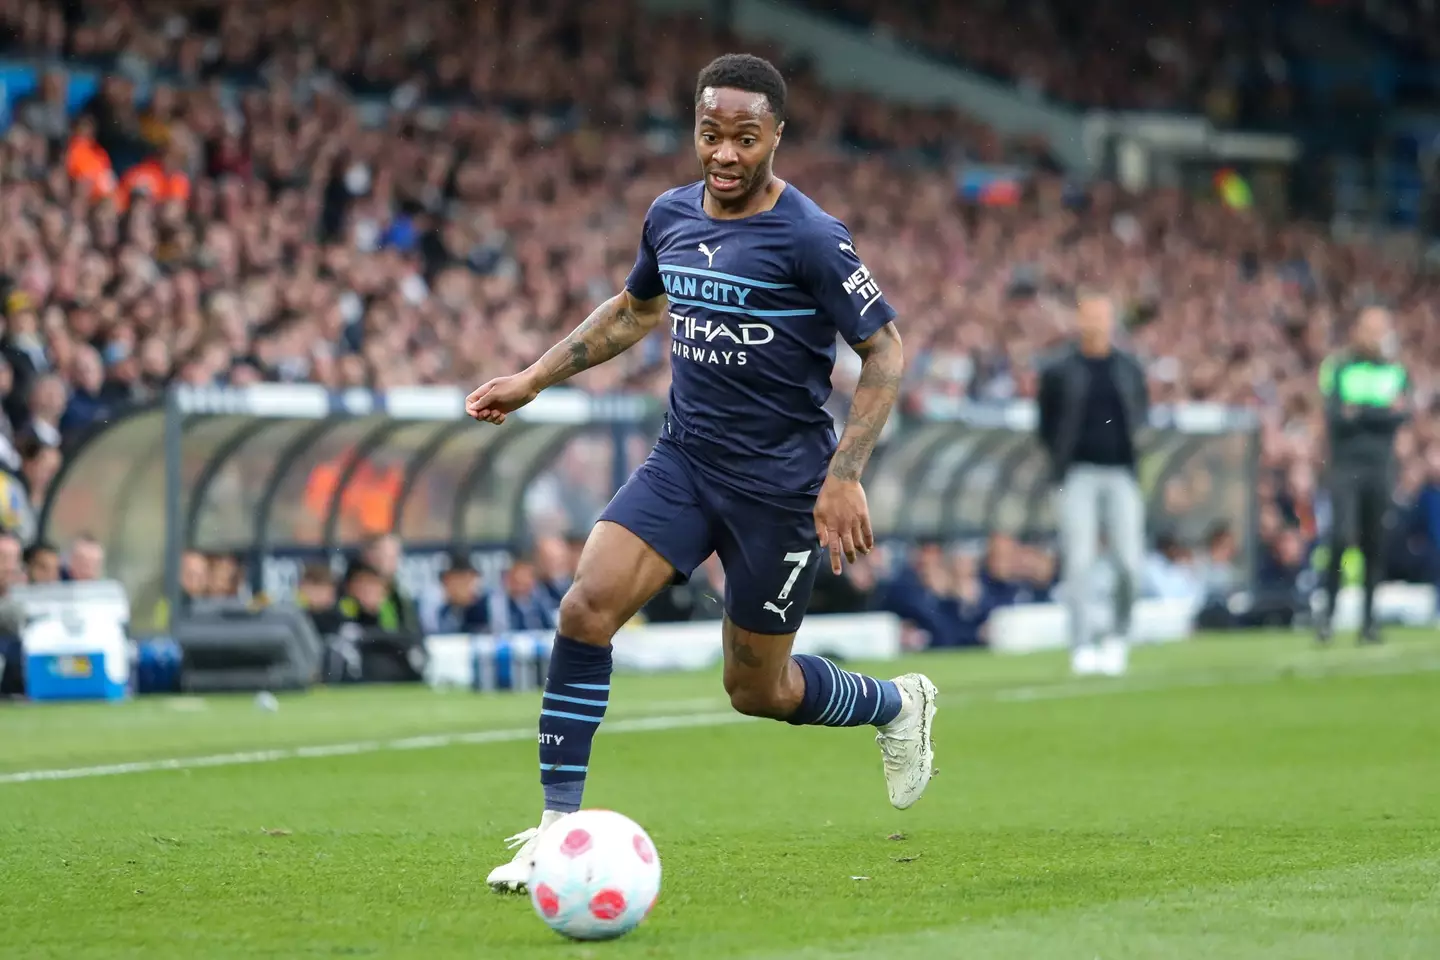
left=528, top=809, right=662, bottom=941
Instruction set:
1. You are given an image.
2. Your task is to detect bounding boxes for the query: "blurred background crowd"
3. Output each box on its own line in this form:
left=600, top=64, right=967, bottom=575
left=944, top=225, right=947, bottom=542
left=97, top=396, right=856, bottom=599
left=2, top=0, right=1440, bottom=649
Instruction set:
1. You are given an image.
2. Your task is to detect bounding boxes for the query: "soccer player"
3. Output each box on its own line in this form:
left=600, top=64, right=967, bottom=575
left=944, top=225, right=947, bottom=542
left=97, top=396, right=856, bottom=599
left=467, top=53, right=937, bottom=893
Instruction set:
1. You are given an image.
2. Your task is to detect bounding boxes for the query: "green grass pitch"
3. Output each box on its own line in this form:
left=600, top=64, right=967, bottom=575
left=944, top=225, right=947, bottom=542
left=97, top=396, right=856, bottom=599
left=4, top=630, right=1440, bottom=959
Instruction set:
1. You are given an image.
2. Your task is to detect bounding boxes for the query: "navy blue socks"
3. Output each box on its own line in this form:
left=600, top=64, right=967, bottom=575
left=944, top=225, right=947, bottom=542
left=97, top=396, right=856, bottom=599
left=538, top=635, right=612, bottom=813
left=787, top=654, right=902, bottom=727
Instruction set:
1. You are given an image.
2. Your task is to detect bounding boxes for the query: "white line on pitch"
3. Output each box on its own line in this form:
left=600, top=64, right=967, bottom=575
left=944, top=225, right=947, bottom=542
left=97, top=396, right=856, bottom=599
left=0, top=711, right=756, bottom=786
left=3, top=650, right=1437, bottom=786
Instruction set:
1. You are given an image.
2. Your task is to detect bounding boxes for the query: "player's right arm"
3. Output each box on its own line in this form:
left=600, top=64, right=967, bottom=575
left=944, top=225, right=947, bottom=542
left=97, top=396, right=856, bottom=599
left=466, top=291, right=667, bottom=423
left=467, top=205, right=670, bottom=425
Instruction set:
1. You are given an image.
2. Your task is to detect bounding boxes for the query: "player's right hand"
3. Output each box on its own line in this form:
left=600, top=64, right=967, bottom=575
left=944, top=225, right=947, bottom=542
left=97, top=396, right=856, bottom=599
left=465, top=373, right=540, bottom=425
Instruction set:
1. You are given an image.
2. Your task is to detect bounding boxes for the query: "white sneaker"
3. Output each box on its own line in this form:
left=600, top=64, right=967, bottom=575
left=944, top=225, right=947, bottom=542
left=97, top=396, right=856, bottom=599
left=1071, top=644, right=1100, bottom=676
left=486, top=809, right=567, bottom=893
left=875, top=673, right=937, bottom=810
left=1098, top=637, right=1129, bottom=677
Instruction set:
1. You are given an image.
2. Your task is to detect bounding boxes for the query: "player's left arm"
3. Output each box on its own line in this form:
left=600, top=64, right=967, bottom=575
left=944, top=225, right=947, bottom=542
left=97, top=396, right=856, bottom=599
left=800, top=221, right=904, bottom=572
left=829, top=323, right=903, bottom=483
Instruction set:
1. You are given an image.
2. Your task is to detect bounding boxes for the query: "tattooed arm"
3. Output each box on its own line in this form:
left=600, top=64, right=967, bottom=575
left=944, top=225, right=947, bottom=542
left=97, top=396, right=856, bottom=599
left=828, top=322, right=904, bottom=482
left=815, top=322, right=903, bottom=572
left=466, top=290, right=667, bottom=423
left=527, top=290, right=669, bottom=391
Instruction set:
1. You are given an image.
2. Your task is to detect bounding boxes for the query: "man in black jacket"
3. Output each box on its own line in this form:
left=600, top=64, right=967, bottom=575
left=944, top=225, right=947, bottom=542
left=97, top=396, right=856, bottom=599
left=1316, top=304, right=1409, bottom=645
left=1037, top=288, right=1150, bottom=676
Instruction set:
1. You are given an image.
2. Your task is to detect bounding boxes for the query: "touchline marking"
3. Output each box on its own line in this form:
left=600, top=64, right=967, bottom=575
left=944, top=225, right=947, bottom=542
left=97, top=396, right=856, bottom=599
left=989, top=654, right=1440, bottom=704
left=4, top=652, right=1437, bottom=786
left=0, top=712, right=757, bottom=786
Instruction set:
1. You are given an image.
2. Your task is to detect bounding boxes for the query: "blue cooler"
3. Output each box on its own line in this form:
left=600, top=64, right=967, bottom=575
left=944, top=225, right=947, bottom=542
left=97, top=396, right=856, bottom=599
left=24, top=613, right=130, bottom=702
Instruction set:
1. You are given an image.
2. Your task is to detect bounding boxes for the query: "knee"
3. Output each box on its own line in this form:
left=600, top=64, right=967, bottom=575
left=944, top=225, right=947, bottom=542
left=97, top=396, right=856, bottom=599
left=557, top=581, right=623, bottom=646
left=723, top=673, right=793, bottom=720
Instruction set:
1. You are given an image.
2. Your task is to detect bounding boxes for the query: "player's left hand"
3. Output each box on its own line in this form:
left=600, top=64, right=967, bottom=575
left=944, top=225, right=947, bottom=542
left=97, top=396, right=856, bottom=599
left=815, top=477, right=874, bottom=574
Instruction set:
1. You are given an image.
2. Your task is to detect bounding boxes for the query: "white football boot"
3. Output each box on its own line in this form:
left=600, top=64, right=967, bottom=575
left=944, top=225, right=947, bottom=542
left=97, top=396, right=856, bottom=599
left=875, top=673, right=938, bottom=809
left=1098, top=636, right=1130, bottom=677
left=486, top=809, right=567, bottom=893
left=1070, top=643, right=1100, bottom=677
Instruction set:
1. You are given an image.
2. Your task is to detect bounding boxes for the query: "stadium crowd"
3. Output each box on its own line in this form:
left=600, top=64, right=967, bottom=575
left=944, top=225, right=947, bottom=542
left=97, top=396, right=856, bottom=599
left=801, top=0, right=1440, bottom=122
left=0, top=0, right=1439, bottom=648
left=802, top=0, right=1298, bottom=120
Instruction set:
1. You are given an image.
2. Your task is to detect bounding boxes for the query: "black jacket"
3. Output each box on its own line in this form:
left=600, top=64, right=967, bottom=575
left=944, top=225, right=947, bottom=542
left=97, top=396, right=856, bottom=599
left=1036, top=342, right=1149, bottom=482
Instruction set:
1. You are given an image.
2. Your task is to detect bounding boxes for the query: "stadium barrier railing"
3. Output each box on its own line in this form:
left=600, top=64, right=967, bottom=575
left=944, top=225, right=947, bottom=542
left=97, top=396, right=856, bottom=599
left=37, top=384, right=1264, bottom=639
left=423, top=611, right=904, bottom=690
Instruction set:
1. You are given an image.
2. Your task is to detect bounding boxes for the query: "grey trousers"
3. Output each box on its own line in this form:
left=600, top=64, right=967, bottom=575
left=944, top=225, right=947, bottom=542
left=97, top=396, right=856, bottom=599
left=1055, top=464, right=1146, bottom=648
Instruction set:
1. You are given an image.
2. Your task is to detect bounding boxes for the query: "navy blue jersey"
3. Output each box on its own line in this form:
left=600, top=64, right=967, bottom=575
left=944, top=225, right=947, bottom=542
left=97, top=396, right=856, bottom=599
left=625, top=182, right=897, bottom=495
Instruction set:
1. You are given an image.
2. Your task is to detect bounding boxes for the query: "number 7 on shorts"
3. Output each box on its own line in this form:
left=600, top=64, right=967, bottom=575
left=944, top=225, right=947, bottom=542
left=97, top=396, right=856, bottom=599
left=778, top=550, right=811, bottom=602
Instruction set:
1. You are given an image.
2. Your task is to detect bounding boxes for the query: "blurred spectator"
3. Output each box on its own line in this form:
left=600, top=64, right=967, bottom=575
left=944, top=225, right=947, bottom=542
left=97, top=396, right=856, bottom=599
left=532, top=536, right=575, bottom=609
left=119, top=143, right=191, bottom=210
left=204, top=552, right=242, bottom=598
left=338, top=560, right=404, bottom=631
left=1259, top=526, right=1310, bottom=593
left=0, top=532, right=26, bottom=695
left=60, top=346, right=113, bottom=436
left=643, top=553, right=725, bottom=624
left=152, top=547, right=212, bottom=629
left=18, top=438, right=62, bottom=529
left=62, top=113, right=117, bottom=202
left=1196, top=523, right=1242, bottom=602
left=0, top=532, right=26, bottom=593
left=810, top=553, right=877, bottom=614
left=21, top=374, right=68, bottom=449
left=936, top=551, right=991, bottom=649
left=434, top=553, right=490, bottom=634
left=979, top=533, right=1028, bottom=608
left=876, top=541, right=967, bottom=648
left=179, top=549, right=209, bottom=601
left=18, top=71, right=71, bottom=146
left=64, top=533, right=105, bottom=581
left=23, top=541, right=62, bottom=584
left=295, top=561, right=342, bottom=635
left=496, top=559, right=558, bottom=633
left=1143, top=531, right=1205, bottom=606
left=360, top=533, right=420, bottom=634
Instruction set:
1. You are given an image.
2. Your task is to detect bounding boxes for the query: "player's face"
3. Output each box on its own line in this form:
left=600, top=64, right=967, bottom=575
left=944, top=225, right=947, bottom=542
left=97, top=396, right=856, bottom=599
left=695, top=86, right=782, bottom=206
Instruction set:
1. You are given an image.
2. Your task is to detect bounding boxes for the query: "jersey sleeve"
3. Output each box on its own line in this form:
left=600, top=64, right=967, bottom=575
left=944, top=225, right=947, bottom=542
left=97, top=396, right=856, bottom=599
left=624, top=205, right=666, bottom=302
left=796, top=218, right=897, bottom=346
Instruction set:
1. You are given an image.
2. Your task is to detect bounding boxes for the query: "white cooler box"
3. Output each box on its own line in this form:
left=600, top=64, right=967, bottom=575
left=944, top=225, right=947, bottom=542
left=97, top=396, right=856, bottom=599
left=18, top=581, right=132, bottom=702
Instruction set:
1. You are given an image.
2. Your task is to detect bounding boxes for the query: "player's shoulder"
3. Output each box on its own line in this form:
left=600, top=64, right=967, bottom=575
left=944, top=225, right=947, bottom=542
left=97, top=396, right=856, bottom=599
left=645, top=181, right=705, bottom=219
left=776, top=184, right=851, bottom=244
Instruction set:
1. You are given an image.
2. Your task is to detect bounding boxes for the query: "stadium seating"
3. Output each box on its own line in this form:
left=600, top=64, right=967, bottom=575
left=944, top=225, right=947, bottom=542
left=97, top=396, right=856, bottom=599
left=0, top=0, right=1438, bottom=641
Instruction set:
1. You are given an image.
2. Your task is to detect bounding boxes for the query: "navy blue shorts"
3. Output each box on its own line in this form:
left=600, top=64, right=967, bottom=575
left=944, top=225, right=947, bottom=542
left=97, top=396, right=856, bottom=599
left=599, top=439, right=822, bottom=635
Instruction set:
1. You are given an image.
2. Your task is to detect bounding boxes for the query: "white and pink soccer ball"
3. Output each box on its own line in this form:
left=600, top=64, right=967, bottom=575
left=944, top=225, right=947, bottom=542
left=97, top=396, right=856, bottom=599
left=528, top=809, right=662, bottom=941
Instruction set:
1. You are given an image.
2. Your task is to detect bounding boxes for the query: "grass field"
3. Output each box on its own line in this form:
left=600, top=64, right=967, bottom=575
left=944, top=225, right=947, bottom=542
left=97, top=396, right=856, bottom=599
left=4, top=630, right=1440, bottom=959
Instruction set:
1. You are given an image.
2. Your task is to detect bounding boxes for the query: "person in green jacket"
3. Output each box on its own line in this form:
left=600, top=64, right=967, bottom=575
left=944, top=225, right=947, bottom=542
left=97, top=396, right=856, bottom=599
left=1316, top=304, right=1409, bottom=645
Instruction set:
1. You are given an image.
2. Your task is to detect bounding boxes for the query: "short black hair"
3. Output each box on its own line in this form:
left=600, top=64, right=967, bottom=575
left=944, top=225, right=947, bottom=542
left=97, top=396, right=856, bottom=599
left=695, top=54, right=787, bottom=121
left=24, top=541, right=57, bottom=563
left=299, top=562, right=333, bottom=587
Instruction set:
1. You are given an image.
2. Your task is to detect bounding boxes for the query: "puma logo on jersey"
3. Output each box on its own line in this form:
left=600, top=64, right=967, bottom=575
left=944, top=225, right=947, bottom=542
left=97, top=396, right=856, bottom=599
left=698, top=242, right=721, bottom=268
left=763, top=600, right=793, bottom=622
left=839, top=242, right=856, bottom=255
